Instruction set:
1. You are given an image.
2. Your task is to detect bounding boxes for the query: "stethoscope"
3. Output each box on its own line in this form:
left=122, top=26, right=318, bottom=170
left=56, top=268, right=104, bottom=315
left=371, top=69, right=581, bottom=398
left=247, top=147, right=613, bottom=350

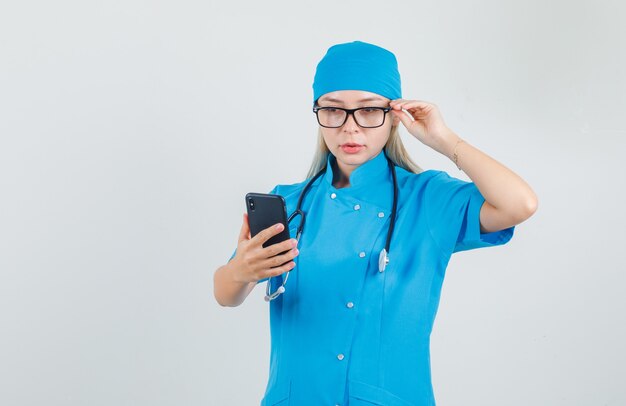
left=265, top=149, right=399, bottom=301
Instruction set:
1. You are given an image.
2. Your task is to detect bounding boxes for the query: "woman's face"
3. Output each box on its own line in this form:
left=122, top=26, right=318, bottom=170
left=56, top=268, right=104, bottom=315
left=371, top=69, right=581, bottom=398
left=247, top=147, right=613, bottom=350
left=316, top=90, right=399, bottom=176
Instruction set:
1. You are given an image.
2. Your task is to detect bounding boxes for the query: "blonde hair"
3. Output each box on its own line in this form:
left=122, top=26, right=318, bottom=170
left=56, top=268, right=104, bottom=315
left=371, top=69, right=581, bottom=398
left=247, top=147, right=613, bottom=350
left=305, top=124, right=423, bottom=179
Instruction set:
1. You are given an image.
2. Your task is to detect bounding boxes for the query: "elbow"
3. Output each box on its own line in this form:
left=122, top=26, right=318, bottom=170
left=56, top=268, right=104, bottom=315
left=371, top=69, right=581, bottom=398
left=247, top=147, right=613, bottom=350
left=213, top=287, right=227, bottom=307
left=214, top=294, right=229, bottom=307
left=213, top=289, right=239, bottom=308
left=524, top=192, right=539, bottom=218
left=213, top=266, right=234, bottom=307
left=513, top=193, right=539, bottom=224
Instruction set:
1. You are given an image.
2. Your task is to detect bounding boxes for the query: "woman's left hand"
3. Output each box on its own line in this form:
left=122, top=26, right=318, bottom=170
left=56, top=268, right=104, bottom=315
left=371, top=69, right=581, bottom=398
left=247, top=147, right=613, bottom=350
left=389, top=99, right=460, bottom=158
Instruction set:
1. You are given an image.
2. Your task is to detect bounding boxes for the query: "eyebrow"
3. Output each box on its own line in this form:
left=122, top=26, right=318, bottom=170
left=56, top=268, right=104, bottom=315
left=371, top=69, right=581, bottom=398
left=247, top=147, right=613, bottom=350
left=319, top=97, right=387, bottom=104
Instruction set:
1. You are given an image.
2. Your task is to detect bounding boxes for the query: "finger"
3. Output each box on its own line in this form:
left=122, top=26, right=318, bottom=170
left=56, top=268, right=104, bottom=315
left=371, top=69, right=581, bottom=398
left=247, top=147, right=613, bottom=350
left=252, top=222, right=286, bottom=247
left=392, top=108, right=414, bottom=128
left=389, top=98, right=407, bottom=105
left=260, top=246, right=299, bottom=269
left=389, top=98, right=419, bottom=107
left=391, top=100, right=431, bottom=111
left=401, top=102, right=434, bottom=113
left=263, top=238, right=298, bottom=258
left=389, top=99, right=406, bottom=110
left=263, top=258, right=297, bottom=279
left=238, top=213, right=251, bottom=243
left=390, top=98, right=429, bottom=105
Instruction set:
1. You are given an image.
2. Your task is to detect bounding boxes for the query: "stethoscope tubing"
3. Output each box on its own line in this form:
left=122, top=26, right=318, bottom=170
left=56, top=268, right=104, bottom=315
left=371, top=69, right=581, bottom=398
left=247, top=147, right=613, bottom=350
left=265, top=150, right=398, bottom=301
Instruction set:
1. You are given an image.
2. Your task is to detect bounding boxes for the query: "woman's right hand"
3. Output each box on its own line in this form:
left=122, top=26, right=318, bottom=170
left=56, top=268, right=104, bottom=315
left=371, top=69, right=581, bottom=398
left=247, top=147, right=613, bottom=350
left=230, top=213, right=299, bottom=284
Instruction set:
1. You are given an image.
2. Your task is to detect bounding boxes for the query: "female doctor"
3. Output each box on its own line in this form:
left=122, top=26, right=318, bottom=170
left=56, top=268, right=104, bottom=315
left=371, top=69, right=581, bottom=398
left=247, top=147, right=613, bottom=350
left=214, top=41, right=538, bottom=406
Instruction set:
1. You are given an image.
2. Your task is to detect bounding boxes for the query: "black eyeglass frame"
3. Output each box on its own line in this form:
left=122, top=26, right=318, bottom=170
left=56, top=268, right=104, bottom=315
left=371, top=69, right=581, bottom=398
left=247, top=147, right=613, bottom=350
left=312, top=105, right=393, bottom=128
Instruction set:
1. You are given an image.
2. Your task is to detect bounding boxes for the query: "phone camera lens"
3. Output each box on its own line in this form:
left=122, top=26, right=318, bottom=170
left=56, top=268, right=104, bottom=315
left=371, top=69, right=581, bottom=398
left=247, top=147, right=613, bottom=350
left=248, top=198, right=255, bottom=210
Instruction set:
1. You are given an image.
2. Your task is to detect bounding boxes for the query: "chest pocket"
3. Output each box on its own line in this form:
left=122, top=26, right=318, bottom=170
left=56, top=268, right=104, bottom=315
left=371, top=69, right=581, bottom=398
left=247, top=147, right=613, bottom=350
left=348, top=380, right=420, bottom=406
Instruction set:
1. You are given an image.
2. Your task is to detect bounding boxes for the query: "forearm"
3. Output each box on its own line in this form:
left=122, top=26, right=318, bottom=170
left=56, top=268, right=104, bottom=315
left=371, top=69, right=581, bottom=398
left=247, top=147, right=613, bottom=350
left=441, top=129, right=538, bottom=221
left=213, top=261, right=256, bottom=307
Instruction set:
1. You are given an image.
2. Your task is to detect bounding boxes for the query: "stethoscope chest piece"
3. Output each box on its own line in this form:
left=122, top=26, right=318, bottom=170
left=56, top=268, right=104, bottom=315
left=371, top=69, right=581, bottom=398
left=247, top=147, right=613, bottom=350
left=378, top=248, right=389, bottom=273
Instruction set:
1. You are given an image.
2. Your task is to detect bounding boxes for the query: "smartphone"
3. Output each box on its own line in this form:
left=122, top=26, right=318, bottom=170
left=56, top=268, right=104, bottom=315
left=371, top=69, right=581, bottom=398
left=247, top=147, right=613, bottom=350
left=245, top=192, right=291, bottom=262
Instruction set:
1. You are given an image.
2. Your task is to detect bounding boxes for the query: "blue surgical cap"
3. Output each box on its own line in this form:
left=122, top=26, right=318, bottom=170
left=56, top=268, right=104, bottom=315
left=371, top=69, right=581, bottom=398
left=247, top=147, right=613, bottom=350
left=312, top=40, right=402, bottom=106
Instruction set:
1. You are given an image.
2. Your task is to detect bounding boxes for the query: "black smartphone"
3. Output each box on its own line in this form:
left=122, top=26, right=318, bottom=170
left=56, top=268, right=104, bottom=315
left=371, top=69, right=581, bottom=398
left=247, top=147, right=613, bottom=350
left=245, top=192, right=291, bottom=261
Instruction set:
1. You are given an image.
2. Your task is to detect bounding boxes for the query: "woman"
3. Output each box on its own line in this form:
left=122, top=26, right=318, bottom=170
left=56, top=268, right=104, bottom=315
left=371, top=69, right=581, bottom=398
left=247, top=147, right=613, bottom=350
left=214, top=40, right=538, bottom=406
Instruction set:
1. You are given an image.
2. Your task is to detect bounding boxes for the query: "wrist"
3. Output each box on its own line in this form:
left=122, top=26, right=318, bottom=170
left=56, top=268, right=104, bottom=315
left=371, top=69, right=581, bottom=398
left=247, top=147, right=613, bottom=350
left=225, top=258, right=247, bottom=284
left=450, top=138, right=466, bottom=170
left=439, top=129, right=462, bottom=160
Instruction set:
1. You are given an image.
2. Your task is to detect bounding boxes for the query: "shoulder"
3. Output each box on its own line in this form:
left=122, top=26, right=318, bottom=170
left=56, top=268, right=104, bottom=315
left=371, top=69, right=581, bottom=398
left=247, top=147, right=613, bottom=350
left=270, top=177, right=320, bottom=200
left=394, top=166, right=452, bottom=191
left=394, top=167, right=479, bottom=212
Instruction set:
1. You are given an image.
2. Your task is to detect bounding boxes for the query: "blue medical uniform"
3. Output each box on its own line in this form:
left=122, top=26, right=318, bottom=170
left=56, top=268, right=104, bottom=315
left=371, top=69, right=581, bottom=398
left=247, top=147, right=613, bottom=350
left=228, top=150, right=514, bottom=406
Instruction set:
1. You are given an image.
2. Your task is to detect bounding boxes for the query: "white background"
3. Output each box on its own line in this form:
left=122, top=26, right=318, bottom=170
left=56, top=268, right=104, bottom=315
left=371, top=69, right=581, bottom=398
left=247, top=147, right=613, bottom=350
left=1, top=0, right=624, bottom=405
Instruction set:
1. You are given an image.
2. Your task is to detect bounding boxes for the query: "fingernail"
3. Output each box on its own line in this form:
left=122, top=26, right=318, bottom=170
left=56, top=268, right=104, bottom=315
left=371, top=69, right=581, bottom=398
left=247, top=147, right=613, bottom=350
left=275, top=223, right=283, bottom=230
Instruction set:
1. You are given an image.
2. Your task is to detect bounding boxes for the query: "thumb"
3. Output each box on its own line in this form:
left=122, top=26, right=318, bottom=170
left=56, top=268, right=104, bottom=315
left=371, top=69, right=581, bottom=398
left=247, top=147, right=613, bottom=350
left=238, top=213, right=251, bottom=243
left=392, top=108, right=414, bottom=129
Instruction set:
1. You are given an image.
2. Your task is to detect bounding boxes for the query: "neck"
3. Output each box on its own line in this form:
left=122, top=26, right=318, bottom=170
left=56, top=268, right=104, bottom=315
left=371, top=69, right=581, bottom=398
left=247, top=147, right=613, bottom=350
left=332, top=158, right=354, bottom=188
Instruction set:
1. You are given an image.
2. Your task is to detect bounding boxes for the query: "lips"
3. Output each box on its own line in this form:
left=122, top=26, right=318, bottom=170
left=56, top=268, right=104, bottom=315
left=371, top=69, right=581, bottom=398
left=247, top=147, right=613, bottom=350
left=340, top=143, right=364, bottom=154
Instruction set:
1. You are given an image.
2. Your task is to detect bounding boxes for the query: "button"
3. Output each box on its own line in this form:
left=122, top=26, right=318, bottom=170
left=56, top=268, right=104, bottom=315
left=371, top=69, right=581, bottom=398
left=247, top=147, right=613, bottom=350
left=353, top=204, right=361, bottom=210
left=346, top=302, right=354, bottom=308
left=330, top=193, right=337, bottom=199
left=378, top=212, right=385, bottom=218
left=359, top=252, right=366, bottom=258
left=337, top=353, right=345, bottom=360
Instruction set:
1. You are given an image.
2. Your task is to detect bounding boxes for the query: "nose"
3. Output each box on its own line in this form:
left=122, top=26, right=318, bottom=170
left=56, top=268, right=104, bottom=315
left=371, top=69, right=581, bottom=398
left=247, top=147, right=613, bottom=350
left=342, top=111, right=360, bottom=132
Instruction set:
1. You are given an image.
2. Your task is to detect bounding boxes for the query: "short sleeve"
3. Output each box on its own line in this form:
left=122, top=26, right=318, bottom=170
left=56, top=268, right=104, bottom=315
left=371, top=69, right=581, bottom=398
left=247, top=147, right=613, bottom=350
left=425, top=171, right=514, bottom=254
left=226, top=184, right=279, bottom=284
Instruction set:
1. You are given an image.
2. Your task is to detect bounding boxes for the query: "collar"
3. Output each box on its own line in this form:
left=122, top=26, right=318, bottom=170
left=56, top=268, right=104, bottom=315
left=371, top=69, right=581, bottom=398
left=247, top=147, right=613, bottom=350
left=323, top=149, right=390, bottom=191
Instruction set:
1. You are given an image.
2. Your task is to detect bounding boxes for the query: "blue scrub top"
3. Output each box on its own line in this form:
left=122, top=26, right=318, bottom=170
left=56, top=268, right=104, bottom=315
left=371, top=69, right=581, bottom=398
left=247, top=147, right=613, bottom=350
left=228, top=150, right=514, bottom=406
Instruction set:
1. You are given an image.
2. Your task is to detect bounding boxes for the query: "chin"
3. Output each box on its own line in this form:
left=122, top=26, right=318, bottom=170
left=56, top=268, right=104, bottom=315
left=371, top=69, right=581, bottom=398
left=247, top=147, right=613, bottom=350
left=336, top=152, right=367, bottom=165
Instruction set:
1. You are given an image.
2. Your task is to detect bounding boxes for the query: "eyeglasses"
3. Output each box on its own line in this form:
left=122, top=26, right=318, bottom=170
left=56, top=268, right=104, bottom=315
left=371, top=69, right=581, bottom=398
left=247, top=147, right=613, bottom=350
left=312, top=105, right=392, bottom=128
